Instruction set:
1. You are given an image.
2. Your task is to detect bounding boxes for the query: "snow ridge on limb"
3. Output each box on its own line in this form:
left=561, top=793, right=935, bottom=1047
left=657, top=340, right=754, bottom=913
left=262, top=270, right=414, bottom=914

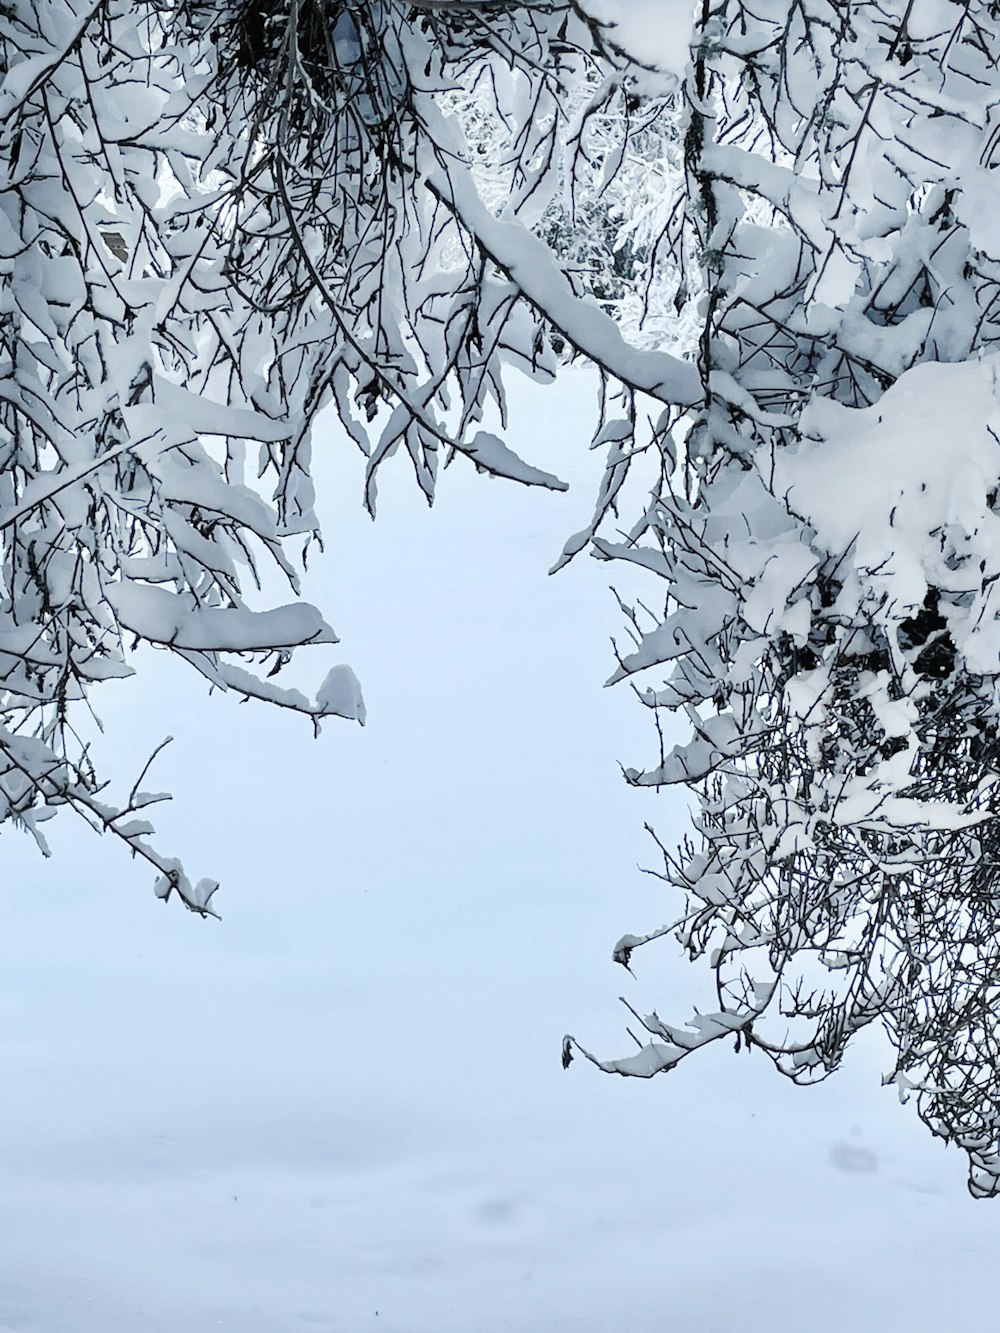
left=573, top=0, right=1000, bottom=1197
left=425, top=161, right=701, bottom=409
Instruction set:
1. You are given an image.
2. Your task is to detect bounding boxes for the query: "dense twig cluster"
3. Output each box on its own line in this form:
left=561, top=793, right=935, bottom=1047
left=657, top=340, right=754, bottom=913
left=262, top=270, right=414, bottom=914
left=562, top=0, right=1000, bottom=1196
left=0, top=0, right=692, bottom=906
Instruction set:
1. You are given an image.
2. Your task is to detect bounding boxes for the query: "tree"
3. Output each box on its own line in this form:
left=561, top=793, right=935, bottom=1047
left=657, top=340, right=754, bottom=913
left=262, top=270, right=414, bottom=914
left=561, top=0, right=1000, bottom=1199
left=0, top=0, right=688, bottom=909
left=7, top=0, right=1000, bottom=1196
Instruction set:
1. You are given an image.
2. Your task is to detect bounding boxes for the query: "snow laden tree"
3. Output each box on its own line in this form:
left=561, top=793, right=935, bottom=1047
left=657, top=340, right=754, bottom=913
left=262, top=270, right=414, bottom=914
left=562, top=0, right=1000, bottom=1198
left=11, top=0, right=1000, bottom=1196
left=0, top=0, right=691, bottom=911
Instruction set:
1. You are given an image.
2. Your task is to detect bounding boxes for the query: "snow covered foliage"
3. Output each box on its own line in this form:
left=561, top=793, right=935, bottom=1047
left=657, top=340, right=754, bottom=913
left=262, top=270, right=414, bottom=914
left=561, top=0, right=1000, bottom=1197
left=0, top=0, right=693, bottom=909
left=8, top=0, right=1000, bottom=1197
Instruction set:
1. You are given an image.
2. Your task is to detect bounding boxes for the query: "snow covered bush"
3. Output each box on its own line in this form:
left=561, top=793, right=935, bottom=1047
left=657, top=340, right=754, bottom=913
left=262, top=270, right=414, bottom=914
left=563, top=0, right=1000, bottom=1197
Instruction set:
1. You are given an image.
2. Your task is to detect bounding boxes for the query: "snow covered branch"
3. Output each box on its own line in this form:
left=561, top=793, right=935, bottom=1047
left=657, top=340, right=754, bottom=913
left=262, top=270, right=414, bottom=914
left=571, top=0, right=1000, bottom=1198
left=0, top=0, right=684, bottom=910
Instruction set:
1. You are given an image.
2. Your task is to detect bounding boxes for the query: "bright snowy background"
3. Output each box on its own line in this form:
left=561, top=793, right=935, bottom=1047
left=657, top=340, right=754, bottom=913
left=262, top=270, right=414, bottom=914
left=1, top=372, right=998, bottom=1331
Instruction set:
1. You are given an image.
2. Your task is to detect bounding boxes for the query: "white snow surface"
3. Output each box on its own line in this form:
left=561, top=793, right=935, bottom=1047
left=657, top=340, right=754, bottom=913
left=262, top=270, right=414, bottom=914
left=1, top=374, right=999, bottom=1331
left=580, top=0, right=695, bottom=82
left=782, top=357, right=1000, bottom=614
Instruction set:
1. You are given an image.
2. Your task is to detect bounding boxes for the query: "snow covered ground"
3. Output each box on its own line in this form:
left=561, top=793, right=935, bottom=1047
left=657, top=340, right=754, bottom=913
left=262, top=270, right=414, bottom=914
left=0, top=372, right=998, bottom=1331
